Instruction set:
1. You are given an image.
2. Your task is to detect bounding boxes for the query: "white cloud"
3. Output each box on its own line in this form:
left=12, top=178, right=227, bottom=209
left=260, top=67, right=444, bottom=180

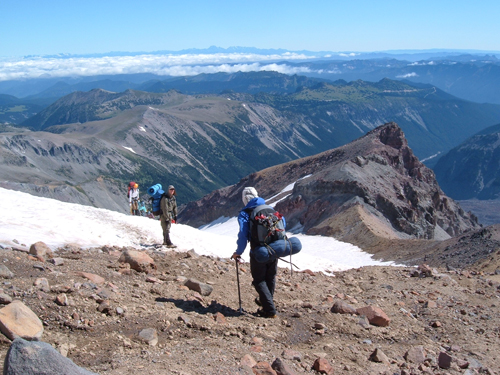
left=0, top=52, right=318, bottom=81
left=408, top=61, right=436, bottom=67
left=397, top=72, right=418, bottom=78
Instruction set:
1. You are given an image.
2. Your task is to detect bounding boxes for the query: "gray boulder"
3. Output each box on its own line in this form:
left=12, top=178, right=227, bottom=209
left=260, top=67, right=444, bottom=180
left=0, top=265, right=14, bottom=279
left=3, top=338, right=98, bottom=375
left=184, top=278, right=213, bottom=296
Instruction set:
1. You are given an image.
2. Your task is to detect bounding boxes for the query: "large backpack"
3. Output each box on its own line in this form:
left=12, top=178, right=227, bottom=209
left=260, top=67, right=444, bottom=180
left=249, top=205, right=286, bottom=248
left=147, top=184, right=164, bottom=216
left=127, top=181, right=136, bottom=198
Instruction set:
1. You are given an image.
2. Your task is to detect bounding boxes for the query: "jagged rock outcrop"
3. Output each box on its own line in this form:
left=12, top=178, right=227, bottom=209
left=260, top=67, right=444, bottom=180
left=180, top=123, right=480, bottom=249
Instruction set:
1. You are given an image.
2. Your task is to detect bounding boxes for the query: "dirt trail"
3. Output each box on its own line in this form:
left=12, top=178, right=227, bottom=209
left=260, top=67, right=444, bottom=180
left=0, top=244, right=499, bottom=374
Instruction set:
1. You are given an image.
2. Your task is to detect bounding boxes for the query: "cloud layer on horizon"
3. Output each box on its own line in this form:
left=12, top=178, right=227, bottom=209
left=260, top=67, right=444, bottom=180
left=0, top=52, right=326, bottom=81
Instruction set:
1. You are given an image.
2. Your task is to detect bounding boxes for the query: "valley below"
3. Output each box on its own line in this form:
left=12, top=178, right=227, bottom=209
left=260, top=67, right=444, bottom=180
left=458, top=200, right=500, bottom=227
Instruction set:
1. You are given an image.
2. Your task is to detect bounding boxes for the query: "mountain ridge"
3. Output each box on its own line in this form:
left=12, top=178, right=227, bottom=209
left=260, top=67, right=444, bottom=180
left=434, top=122, right=500, bottom=200
left=179, top=123, right=479, bottom=257
left=2, top=79, right=500, bottom=216
left=19, top=78, right=500, bottom=160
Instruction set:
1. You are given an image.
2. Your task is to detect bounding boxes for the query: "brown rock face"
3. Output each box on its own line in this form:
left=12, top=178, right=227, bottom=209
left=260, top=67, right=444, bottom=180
left=179, top=123, right=480, bottom=257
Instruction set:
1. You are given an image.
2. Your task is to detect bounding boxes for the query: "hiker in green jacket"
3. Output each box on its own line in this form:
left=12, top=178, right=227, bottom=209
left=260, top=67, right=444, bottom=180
left=160, top=185, right=177, bottom=248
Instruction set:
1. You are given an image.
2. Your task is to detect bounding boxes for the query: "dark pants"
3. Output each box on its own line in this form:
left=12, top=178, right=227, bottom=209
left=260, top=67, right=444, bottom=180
left=250, top=254, right=278, bottom=315
left=160, top=217, right=172, bottom=244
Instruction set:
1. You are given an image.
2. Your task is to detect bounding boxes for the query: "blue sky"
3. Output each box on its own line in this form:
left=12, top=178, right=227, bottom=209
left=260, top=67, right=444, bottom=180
left=2, top=0, right=500, bottom=57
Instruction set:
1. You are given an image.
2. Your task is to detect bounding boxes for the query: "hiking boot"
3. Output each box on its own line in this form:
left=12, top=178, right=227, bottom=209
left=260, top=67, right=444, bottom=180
left=254, top=297, right=262, bottom=306
left=165, top=234, right=176, bottom=248
left=256, top=309, right=276, bottom=319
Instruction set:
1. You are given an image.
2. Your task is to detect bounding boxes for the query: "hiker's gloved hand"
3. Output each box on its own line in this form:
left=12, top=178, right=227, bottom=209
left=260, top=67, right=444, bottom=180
left=231, top=252, right=241, bottom=260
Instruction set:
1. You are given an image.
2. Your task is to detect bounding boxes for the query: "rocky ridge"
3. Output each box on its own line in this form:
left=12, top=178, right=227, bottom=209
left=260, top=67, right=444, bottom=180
left=0, top=240, right=499, bottom=374
left=180, top=123, right=480, bottom=255
left=0, top=90, right=320, bottom=210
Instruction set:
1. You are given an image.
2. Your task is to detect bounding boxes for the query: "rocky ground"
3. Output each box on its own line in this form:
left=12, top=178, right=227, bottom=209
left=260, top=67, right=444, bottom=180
left=0, top=241, right=499, bottom=375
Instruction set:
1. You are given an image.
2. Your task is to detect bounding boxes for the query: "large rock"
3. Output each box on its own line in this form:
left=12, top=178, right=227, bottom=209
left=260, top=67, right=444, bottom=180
left=29, top=241, right=53, bottom=259
left=330, top=300, right=357, bottom=315
left=184, top=278, right=213, bottom=296
left=404, top=345, right=426, bottom=364
left=369, top=348, right=390, bottom=364
left=75, top=271, right=105, bottom=284
left=0, top=264, right=14, bottom=279
left=0, top=300, right=43, bottom=340
left=356, top=305, right=390, bottom=327
left=312, top=357, right=333, bottom=375
left=3, top=338, right=98, bottom=375
left=118, top=249, right=156, bottom=273
left=271, top=357, right=298, bottom=375
left=138, top=328, right=158, bottom=346
left=252, top=362, right=277, bottom=375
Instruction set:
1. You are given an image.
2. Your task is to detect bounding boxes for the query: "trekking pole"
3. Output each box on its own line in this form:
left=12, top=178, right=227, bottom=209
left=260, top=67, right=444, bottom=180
left=286, top=237, right=293, bottom=277
left=235, top=258, right=243, bottom=314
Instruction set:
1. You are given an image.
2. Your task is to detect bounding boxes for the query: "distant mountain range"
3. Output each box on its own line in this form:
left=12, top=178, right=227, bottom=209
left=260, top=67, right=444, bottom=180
left=16, top=46, right=500, bottom=61
left=0, top=51, right=499, bottom=105
left=19, top=78, right=500, bottom=161
left=286, top=55, right=500, bottom=105
left=1, top=54, right=500, bottom=129
left=0, top=49, right=498, bottom=130
left=1, top=77, right=500, bottom=214
left=434, top=122, right=500, bottom=200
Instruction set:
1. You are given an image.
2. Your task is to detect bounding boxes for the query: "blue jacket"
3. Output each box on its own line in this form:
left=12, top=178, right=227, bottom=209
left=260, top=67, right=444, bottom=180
left=235, top=197, right=287, bottom=255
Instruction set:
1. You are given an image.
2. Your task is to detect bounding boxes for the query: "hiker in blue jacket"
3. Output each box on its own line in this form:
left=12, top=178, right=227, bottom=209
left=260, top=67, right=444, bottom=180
left=231, top=187, right=278, bottom=318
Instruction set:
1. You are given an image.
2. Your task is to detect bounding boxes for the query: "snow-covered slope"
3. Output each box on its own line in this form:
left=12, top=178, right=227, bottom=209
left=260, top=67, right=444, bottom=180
left=0, top=187, right=397, bottom=272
